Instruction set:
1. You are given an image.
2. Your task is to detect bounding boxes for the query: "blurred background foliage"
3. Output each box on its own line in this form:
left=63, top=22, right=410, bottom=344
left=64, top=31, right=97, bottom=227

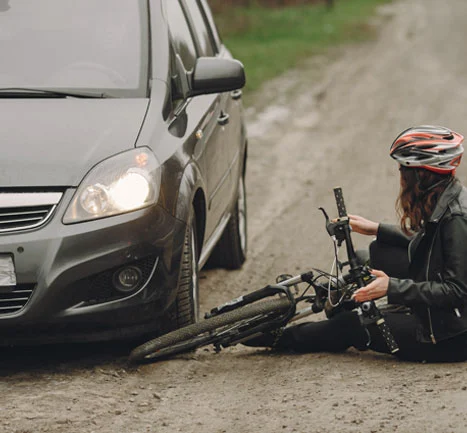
left=209, top=0, right=327, bottom=11
left=209, top=0, right=392, bottom=96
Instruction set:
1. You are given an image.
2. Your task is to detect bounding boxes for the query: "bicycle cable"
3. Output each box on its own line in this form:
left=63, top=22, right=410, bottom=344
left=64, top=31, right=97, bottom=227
left=326, top=238, right=347, bottom=307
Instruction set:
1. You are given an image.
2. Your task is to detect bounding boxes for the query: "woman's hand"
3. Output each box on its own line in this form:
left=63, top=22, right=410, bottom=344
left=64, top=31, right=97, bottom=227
left=348, top=214, right=379, bottom=236
left=352, top=269, right=389, bottom=302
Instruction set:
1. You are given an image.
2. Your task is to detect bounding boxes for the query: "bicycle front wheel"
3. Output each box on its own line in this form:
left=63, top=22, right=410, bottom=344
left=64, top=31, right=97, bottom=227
left=129, top=297, right=291, bottom=363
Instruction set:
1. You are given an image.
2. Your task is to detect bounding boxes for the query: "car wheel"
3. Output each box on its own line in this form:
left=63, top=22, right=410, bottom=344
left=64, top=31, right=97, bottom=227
left=172, top=207, right=200, bottom=329
left=209, top=173, right=247, bottom=270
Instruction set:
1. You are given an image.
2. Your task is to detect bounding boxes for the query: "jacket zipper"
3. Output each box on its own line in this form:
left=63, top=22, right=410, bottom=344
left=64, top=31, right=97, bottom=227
left=426, top=229, right=437, bottom=344
left=426, top=226, right=463, bottom=343
left=427, top=307, right=436, bottom=344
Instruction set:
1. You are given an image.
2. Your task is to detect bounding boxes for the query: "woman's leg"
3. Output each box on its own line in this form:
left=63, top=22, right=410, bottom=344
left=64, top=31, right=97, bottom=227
left=368, top=312, right=467, bottom=362
left=275, top=310, right=467, bottom=362
left=275, top=311, right=369, bottom=353
left=246, top=309, right=467, bottom=362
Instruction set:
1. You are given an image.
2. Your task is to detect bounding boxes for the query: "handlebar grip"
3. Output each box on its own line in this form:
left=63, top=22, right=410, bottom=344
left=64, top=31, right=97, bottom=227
left=333, top=187, right=347, bottom=218
left=376, top=318, right=400, bottom=354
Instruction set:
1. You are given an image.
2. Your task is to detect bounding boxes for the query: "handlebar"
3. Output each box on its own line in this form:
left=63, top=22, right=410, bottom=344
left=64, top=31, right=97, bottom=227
left=333, top=187, right=347, bottom=218
left=329, top=187, right=400, bottom=354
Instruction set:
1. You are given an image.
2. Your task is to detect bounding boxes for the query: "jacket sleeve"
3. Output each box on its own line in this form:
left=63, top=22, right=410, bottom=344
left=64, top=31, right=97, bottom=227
left=387, top=216, right=467, bottom=308
left=377, top=223, right=412, bottom=248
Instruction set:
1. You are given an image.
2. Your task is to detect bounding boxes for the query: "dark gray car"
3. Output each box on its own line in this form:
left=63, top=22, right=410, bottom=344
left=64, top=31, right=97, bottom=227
left=0, top=0, right=247, bottom=344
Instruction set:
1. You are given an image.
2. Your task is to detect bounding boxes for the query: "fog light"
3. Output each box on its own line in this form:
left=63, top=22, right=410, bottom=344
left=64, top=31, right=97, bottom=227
left=113, top=266, right=143, bottom=293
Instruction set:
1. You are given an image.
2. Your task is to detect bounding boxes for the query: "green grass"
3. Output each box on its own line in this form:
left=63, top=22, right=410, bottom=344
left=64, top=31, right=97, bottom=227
left=213, top=0, right=393, bottom=94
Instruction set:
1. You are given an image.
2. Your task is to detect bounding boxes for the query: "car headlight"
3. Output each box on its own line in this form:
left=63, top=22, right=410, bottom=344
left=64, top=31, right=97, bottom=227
left=63, top=148, right=161, bottom=224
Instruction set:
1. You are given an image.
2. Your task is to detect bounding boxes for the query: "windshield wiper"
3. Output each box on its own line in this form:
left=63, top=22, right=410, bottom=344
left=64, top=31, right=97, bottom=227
left=0, top=88, right=111, bottom=99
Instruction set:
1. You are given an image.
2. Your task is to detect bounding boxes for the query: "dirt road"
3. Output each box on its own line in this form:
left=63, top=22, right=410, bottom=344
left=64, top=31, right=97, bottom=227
left=2, top=0, right=467, bottom=432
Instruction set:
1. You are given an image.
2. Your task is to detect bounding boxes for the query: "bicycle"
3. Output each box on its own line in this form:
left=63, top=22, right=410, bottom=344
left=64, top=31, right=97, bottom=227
left=129, top=187, right=399, bottom=363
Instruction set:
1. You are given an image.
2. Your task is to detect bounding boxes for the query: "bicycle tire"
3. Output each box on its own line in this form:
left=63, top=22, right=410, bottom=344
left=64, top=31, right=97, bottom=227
left=129, top=297, right=291, bottom=363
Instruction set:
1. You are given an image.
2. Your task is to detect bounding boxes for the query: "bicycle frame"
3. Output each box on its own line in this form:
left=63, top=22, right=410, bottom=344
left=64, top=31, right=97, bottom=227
left=207, top=187, right=400, bottom=354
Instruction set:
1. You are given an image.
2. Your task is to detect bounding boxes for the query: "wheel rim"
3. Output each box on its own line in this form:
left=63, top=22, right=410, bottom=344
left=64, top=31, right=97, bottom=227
left=190, top=227, right=200, bottom=322
left=237, top=177, right=247, bottom=254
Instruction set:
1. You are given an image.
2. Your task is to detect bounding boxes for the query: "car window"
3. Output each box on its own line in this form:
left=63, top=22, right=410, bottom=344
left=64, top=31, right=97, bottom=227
left=182, top=0, right=216, bottom=57
left=166, top=0, right=197, bottom=72
left=197, top=0, right=222, bottom=52
left=0, top=0, right=149, bottom=97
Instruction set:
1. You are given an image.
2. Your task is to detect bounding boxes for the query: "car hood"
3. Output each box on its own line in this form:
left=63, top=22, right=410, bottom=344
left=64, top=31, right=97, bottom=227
left=0, top=99, right=149, bottom=187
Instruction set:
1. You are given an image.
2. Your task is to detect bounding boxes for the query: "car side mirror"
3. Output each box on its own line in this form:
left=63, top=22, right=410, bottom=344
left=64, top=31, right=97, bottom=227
left=188, top=57, right=245, bottom=97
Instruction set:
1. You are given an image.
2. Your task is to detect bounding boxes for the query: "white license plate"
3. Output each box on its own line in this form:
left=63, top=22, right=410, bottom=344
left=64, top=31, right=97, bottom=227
left=0, top=255, right=16, bottom=286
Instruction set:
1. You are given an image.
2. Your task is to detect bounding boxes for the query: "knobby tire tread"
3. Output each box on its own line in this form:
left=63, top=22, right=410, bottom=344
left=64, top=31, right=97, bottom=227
left=129, top=297, right=291, bottom=363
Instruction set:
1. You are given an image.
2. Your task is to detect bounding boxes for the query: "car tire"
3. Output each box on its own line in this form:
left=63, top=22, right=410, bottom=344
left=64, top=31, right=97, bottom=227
left=209, top=173, right=247, bottom=270
left=171, top=206, right=200, bottom=329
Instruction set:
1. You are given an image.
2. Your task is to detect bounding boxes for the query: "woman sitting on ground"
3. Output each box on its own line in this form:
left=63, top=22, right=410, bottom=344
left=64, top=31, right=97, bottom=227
left=245, top=125, right=467, bottom=362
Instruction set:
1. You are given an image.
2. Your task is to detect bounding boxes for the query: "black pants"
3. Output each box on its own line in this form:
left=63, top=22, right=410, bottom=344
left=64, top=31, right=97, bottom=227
left=276, top=239, right=467, bottom=362
left=277, top=310, right=467, bottom=362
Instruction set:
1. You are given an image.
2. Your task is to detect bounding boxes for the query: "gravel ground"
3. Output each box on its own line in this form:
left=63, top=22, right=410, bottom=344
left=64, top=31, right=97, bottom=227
left=2, top=1, right=467, bottom=432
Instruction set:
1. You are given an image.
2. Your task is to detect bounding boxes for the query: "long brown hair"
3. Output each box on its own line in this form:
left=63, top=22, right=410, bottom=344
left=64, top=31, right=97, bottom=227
left=396, top=166, right=454, bottom=235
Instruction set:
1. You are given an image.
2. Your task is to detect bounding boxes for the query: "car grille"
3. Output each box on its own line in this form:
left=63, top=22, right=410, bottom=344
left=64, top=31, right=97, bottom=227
left=0, top=192, right=63, bottom=233
left=0, top=284, right=35, bottom=315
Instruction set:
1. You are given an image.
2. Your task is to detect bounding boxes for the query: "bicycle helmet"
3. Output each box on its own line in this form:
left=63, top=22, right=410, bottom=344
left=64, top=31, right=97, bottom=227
left=390, top=125, right=464, bottom=174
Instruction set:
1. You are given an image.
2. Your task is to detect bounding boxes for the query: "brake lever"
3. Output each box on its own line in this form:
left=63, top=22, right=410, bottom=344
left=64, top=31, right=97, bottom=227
left=319, top=207, right=335, bottom=237
left=319, top=207, right=349, bottom=246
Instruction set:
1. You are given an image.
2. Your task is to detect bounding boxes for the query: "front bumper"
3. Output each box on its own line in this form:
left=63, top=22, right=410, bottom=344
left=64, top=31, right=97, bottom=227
left=0, top=190, right=187, bottom=344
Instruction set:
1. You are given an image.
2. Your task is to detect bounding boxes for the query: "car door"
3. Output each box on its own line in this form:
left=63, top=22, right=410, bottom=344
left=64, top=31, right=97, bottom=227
left=195, top=0, right=245, bottom=199
left=166, top=0, right=231, bottom=240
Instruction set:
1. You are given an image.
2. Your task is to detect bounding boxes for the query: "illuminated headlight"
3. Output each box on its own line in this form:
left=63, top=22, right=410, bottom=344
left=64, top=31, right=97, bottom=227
left=63, top=148, right=161, bottom=224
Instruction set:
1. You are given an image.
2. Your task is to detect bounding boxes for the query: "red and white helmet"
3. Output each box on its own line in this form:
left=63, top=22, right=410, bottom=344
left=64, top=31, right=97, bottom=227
left=390, top=125, right=464, bottom=174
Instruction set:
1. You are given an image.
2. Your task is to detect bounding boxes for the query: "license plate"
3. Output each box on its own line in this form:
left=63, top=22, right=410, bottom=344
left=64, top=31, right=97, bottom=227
left=0, top=255, right=16, bottom=286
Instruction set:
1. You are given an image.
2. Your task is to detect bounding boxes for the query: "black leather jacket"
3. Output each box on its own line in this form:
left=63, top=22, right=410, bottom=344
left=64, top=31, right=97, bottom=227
left=378, top=179, right=467, bottom=343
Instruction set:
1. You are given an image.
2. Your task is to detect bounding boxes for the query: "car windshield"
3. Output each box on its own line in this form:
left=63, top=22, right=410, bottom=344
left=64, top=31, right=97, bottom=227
left=0, top=0, right=149, bottom=98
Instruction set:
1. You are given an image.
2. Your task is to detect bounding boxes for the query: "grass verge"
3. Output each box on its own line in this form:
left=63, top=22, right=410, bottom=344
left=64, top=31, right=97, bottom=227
left=213, top=0, right=393, bottom=95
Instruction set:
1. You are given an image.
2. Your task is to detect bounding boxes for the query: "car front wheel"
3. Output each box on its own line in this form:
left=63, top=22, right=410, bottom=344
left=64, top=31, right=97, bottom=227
left=172, top=207, right=200, bottom=329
